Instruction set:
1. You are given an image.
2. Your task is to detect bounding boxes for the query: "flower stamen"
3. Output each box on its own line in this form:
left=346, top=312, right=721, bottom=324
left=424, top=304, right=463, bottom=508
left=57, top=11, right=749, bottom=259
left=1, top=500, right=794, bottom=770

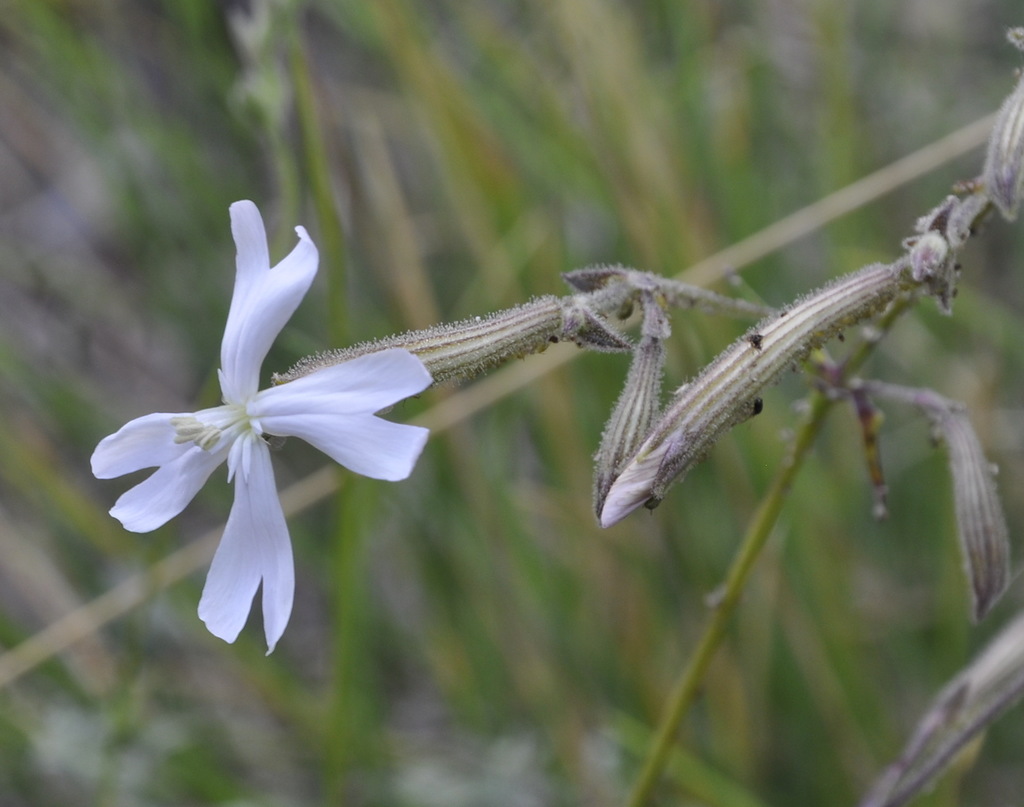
left=171, top=415, right=223, bottom=451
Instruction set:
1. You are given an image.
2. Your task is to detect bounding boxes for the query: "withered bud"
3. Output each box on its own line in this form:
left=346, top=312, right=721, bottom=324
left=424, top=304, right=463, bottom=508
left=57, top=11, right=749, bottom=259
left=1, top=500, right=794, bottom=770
left=593, top=294, right=668, bottom=513
left=982, top=55, right=1024, bottom=219
left=859, top=610, right=1024, bottom=807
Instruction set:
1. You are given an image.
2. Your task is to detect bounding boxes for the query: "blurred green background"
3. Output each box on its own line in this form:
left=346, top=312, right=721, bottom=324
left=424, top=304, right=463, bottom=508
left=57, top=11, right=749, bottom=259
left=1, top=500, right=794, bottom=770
left=2, top=1, right=1024, bottom=805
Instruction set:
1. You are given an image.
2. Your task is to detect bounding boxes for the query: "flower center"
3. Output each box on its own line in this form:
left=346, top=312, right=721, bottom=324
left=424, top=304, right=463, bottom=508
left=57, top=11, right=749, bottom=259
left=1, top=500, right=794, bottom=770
left=171, top=403, right=259, bottom=452
left=170, top=416, right=223, bottom=450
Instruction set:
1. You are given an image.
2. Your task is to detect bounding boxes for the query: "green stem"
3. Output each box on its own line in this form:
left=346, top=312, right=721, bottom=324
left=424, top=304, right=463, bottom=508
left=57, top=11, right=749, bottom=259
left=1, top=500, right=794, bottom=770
left=625, top=298, right=912, bottom=806
left=625, top=395, right=831, bottom=807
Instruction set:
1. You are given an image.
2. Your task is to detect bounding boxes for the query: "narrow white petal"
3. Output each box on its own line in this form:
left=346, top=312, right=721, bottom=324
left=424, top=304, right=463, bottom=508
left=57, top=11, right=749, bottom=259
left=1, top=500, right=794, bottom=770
left=109, top=444, right=227, bottom=533
left=253, top=348, right=432, bottom=418
left=198, top=437, right=294, bottom=652
left=220, top=203, right=319, bottom=403
left=598, top=480, right=653, bottom=528
left=264, top=412, right=429, bottom=481
left=229, top=200, right=270, bottom=303
left=91, top=412, right=194, bottom=479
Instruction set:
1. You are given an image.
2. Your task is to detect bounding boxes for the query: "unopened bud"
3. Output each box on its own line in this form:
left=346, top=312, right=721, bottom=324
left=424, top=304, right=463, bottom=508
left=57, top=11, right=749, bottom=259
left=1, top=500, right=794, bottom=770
left=909, top=231, right=956, bottom=314
left=594, top=295, right=668, bottom=513
left=983, top=54, right=1024, bottom=219
left=600, top=262, right=913, bottom=527
left=934, top=404, right=1010, bottom=621
left=909, top=232, right=950, bottom=282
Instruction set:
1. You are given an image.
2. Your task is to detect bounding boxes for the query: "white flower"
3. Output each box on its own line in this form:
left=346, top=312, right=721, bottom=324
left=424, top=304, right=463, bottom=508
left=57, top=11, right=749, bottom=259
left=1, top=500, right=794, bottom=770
left=91, top=201, right=432, bottom=653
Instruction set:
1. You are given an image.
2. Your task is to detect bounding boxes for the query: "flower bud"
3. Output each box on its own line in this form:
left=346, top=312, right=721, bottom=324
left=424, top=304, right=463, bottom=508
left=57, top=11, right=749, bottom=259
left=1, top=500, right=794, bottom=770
left=600, top=262, right=914, bottom=526
left=909, top=232, right=950, bottom=282
left=932, top=403, right=1010, bottom=621
left=909, top=231, right=956, bottom=314
left=594, top=296, right=668, bottom=513
left=983, top=57, right=1024, bottom=219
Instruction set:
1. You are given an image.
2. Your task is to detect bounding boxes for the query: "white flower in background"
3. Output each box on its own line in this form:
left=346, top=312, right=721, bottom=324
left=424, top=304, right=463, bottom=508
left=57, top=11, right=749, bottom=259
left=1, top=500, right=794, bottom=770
left=91, top=201, right=432, bottom=652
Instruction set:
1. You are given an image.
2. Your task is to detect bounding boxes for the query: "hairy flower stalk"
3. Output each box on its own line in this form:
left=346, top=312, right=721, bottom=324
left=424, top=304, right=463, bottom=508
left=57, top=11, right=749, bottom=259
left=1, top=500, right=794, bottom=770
left=276, top=266, right=771, bottom=387
left=599, top=261, right=921, bottom=527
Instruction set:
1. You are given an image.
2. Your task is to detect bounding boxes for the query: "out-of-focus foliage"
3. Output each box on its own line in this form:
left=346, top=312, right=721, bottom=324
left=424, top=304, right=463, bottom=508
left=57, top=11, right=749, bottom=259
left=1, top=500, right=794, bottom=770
left=1, top=1, right=1024, bottom=805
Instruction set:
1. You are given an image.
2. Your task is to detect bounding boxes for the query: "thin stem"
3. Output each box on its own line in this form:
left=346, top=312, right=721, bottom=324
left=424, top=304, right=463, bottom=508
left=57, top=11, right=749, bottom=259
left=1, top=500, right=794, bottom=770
left=626, top=298, right=912, bottom=806
left=625, top=394, right=831, bottom=807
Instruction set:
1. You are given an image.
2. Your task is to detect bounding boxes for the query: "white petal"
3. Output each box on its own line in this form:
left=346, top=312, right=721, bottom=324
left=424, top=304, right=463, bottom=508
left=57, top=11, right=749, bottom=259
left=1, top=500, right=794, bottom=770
left=263, top=411, right=428, bottom=481
left=598, top=457, right=661, bottom=528
left=220, top=202, right=319, bottom=403
left=229, top=201, right=270, bottom=302
left=252, top=348, right=432, bottom=418
left=91, top=412, right=194, bottom=479
left=198, top=437, right=294, bottom=653
left=109, top=444, right=227, bottom=533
